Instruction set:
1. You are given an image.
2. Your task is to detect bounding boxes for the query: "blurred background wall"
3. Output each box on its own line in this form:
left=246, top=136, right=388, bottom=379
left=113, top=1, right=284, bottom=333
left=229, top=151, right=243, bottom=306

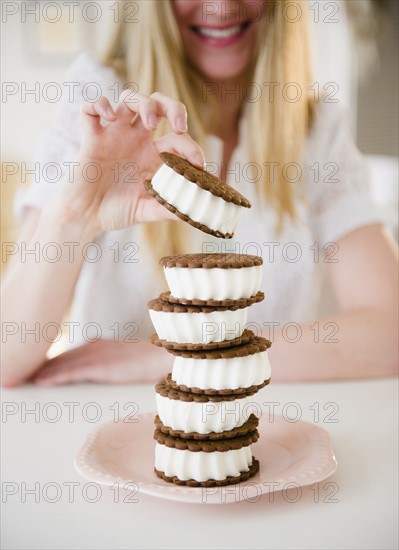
left=2, top=0, right=398, bottom=255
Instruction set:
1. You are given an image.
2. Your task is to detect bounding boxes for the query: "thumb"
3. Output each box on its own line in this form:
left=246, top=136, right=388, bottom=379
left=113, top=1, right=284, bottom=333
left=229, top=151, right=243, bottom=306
left=133, top=195, right=180, bottom=224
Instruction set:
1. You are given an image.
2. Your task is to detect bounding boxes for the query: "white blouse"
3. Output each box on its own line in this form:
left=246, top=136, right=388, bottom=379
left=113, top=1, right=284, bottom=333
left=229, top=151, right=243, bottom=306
left=15, top=53, right=383, bottom=346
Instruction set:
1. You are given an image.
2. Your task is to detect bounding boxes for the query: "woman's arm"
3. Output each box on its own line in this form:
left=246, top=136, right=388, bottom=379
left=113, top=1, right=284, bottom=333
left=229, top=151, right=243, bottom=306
left=31, top=340, right=173, bottom=386
left=1, top=92, right=205, bottom=387
left=269, top=224, right=398, bottom=381
left=1, top=205, right=97, bottom=387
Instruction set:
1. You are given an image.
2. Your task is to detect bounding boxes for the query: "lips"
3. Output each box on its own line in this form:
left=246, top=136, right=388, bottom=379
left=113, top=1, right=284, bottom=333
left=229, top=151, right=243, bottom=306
left=190, top=22, right=251, bottom=46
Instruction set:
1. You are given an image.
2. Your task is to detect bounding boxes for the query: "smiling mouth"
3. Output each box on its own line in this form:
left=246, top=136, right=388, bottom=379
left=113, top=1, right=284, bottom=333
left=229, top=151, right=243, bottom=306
left=191, top=22, right=251, bottom=40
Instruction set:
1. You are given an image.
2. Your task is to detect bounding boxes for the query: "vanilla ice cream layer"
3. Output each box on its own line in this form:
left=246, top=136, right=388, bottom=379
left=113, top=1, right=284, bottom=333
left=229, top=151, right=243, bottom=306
left=156, top=393, right=256, bottom=434
left=155, top=444, right=253, bottom=482
left=163, top=265, right=262, bottom=301
left=149, top=308, right=248, bottom=344
left=151, top=163, right=243, bottom=235
left=171, top=351, right=271, bottom=391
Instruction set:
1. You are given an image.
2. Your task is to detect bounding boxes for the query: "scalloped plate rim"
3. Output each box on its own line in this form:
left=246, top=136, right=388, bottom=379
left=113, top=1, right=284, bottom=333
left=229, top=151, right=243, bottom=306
left=74, top=412, right=337, bottom=504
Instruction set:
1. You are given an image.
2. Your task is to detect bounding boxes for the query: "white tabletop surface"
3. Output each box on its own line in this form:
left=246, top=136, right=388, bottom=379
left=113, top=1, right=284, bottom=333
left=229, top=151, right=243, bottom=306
left=1, top=377, right=398, bottom=550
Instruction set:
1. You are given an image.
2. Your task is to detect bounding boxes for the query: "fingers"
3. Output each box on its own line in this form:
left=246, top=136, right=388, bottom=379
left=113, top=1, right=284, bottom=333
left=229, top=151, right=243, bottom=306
left=32, top=343, right=96, bottom=385
left=33, top=362, right=83, bottom=386
left=80, top=96, right=116, bottom=134
left=116, top=90, right=158, bottom=131
left=81, top=91, right=190, bottom=137
left=132, top=133, right=205, bottom=223
left=154, top=133, right=205, bottom=168
left=133, top=196, right=180, bottom=224
left=82, top=91, right=191, bottom=140
left=151, top=92, right=188, bottom=133
left=32, top=355, right=108, bottom=386
left=116, top=90, right=188, bottom=134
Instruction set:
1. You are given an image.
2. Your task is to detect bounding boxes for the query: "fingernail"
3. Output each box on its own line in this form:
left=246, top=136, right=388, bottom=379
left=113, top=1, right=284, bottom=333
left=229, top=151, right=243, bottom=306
left=148, top=113, right=158, bottom=129
left=106, top=106, right=116, bottom=118
left=176, top=116, right=187, bottom=132
left=194, top=153, right=205, bottom=167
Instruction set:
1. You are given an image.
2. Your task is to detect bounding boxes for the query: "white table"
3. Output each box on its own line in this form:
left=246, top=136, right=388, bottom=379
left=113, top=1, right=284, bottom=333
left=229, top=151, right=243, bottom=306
left=1, top=378, right=398, bottom=550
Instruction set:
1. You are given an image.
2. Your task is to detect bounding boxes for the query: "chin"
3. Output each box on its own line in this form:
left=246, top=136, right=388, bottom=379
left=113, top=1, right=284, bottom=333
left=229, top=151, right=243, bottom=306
left=196, top=58, right=249, bottom=82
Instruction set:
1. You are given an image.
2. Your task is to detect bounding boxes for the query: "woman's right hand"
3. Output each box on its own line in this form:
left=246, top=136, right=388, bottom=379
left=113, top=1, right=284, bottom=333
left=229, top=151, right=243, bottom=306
left=50, top=91, right=205, bottom=235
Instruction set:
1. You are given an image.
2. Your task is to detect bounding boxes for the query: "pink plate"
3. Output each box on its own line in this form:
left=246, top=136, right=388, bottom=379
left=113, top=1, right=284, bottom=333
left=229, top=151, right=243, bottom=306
left=74, top=413, right=337, bottom=504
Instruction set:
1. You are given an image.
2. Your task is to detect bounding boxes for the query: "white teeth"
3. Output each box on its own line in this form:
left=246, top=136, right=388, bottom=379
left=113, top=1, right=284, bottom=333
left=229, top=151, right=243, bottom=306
left=197, top=24, right=242, bottom=39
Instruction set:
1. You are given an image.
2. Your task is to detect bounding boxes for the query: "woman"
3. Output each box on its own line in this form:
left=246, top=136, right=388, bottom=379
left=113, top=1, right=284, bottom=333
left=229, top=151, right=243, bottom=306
left=2, top=0, right=398, bottom=386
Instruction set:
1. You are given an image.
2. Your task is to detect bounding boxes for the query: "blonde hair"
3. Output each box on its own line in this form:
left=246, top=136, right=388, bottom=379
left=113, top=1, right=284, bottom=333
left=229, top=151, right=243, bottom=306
left=103, top=0, right=315, bottom=256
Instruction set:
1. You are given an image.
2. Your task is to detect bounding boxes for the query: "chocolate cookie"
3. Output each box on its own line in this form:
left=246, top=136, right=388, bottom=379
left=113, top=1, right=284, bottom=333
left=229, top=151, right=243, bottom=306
left=166, top=372, right=271, bottom=396
left=153, top=427, right=259, bottom=452
left=148, top=296, right=253, bottom=313
left=155, top=379, right=261, bottom=402
left=159, top=152, right=251, bottom=206
left=150, top=328, right=254, bottom=351
left=159, top=290, right=264, bottom=308
left=154, top=458, right=259, bottom=488
left=166, top=334, right=272, bottom=358
left=159, top=253, right=263, bottom=269
left=154, top=413, right=259, bottom=440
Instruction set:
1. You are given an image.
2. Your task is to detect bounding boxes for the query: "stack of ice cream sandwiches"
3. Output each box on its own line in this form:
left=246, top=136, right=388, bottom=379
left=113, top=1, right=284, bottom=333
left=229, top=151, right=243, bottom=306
left=145, top=152, right=272, bottom=487
left=148, top=252, right=272, bottom=487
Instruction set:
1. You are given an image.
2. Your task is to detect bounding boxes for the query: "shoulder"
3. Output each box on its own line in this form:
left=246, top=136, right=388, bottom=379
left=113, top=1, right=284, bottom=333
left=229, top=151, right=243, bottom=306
left=304, top=101, right=364, bottom=197
left=17, top=53, right=123, bottom=215
left=63, top=52, right=123, bottom=109
left=307, top=101, right=356, bottom=157
left=33, top=53, right=122, bottom=163
left=46, top=52, right=123, bottom=128
left=66, top=51, right=121, bottom=86
left=303, top=103, right=384, bottom=242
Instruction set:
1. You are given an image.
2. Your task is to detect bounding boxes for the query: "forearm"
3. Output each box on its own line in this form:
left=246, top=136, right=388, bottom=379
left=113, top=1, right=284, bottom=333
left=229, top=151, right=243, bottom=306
left=268, top=309, right=398, bottom=381
left=126, top=341, right=173, bottom=384
left=1, top=200, right=96, bottom=386
left=30, top=339, right=174, bottom=386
